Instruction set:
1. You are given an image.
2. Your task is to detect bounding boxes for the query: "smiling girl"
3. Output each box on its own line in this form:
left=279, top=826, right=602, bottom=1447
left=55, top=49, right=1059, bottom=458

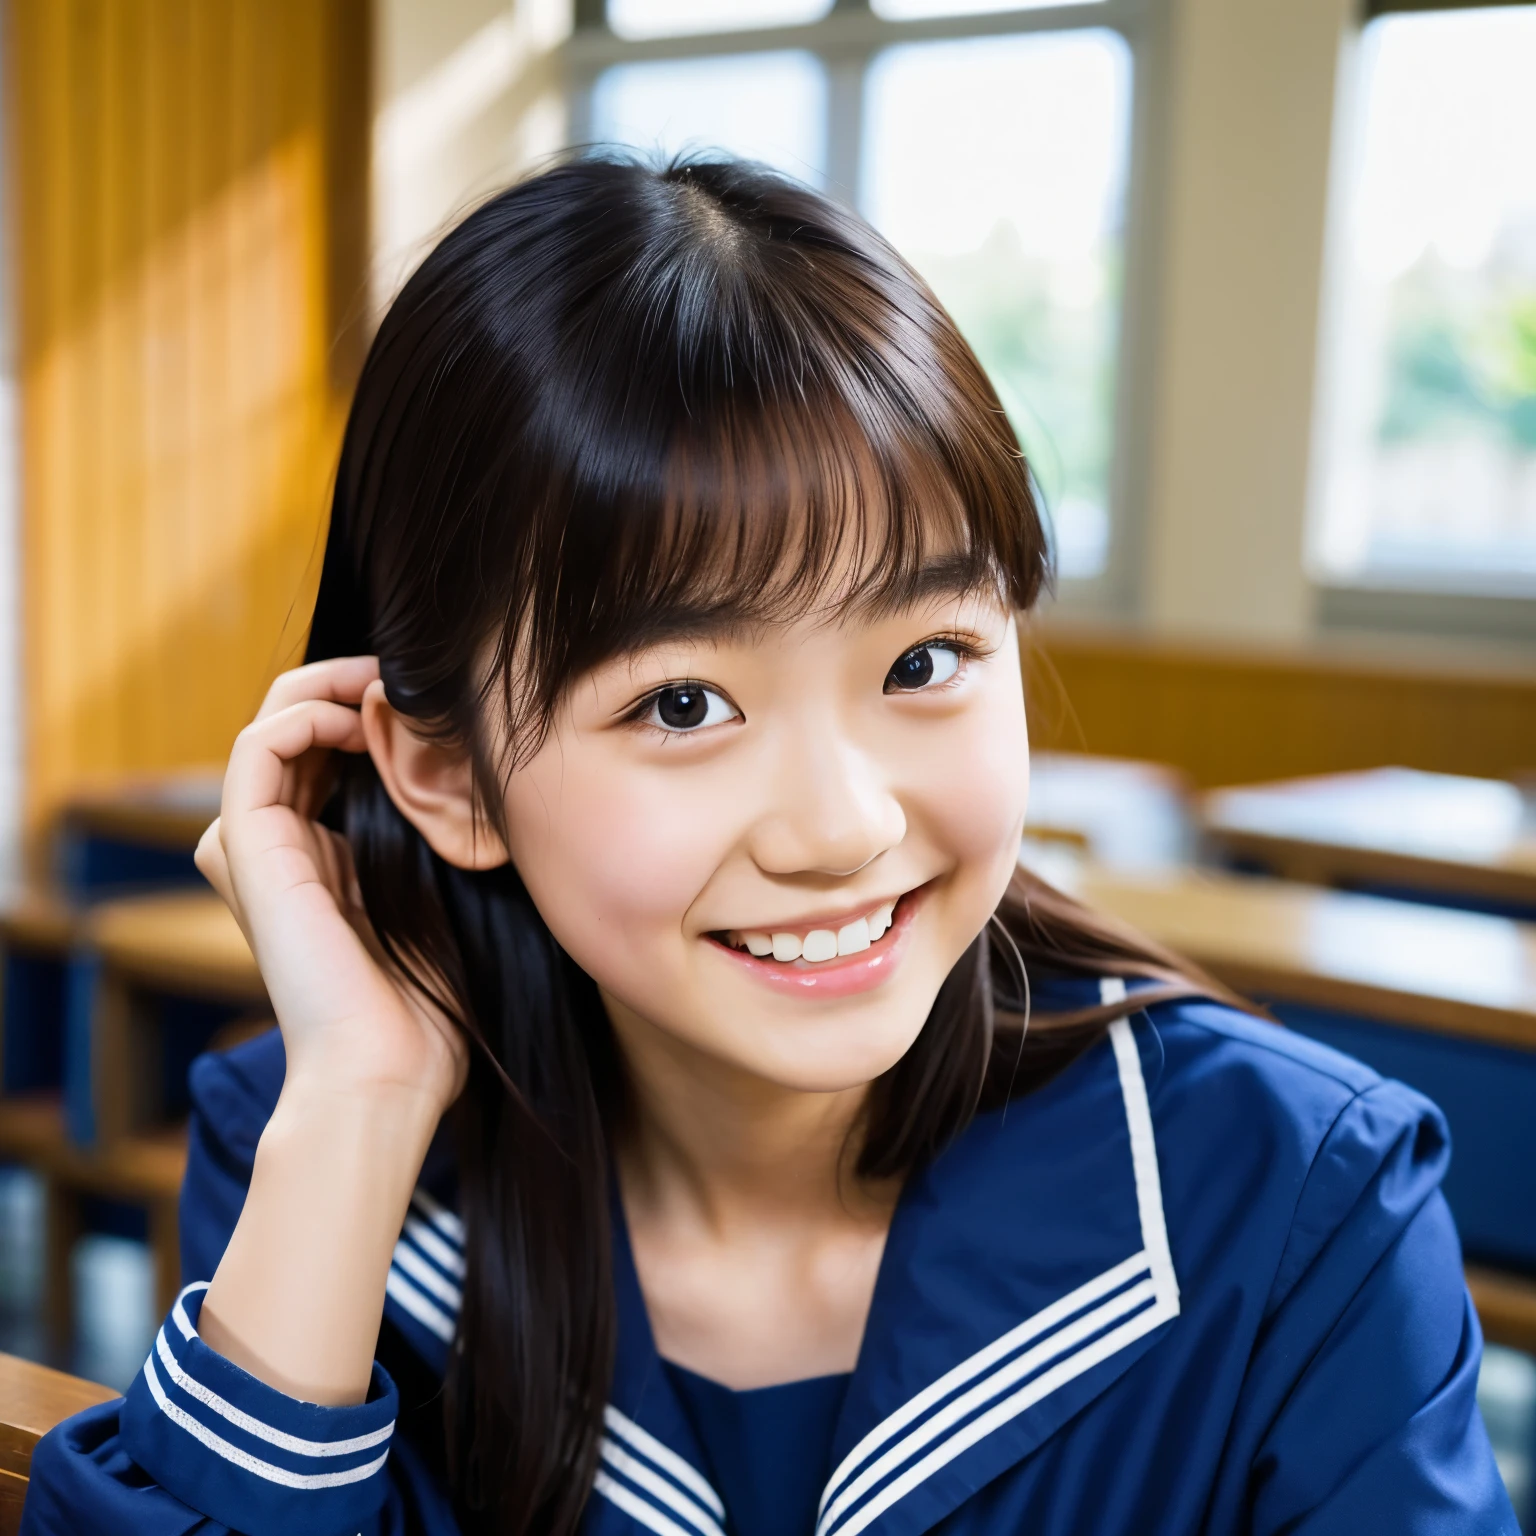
left=24, top=158, right=1514, bottom=1536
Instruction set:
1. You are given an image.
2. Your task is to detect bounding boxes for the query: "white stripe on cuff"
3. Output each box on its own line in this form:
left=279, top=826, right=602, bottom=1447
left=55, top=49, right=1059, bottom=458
left=152, top=1330, right=394, bottom=1457
left=143, top=1354, right=391, bottom=1490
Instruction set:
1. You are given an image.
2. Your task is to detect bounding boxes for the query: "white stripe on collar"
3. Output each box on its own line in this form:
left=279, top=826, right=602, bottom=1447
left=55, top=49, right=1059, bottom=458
left=594, top=1406, right=728, bottom=1536
left=814, top=982, right=1179, bottom=1536
left=385, top=1187, right=465, bottom=1345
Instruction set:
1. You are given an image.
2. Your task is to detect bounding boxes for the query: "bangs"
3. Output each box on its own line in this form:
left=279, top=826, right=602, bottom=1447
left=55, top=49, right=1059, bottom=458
left=486, top=378, right=1048, bottom=767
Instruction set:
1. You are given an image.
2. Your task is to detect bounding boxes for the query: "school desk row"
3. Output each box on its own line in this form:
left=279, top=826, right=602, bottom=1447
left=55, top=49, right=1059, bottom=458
left=1029, top=754, right=1536, bottom=917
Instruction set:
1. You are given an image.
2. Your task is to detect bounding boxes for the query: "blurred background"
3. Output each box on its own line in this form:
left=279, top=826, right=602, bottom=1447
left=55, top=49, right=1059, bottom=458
left=0, top=0, right=1534, bottom=1524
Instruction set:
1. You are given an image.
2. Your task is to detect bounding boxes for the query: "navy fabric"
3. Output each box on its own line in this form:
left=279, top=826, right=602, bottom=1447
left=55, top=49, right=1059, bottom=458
left=665, top=1360, right=850, bottom=1536
left=20, top=982, right=1520, bottom=1536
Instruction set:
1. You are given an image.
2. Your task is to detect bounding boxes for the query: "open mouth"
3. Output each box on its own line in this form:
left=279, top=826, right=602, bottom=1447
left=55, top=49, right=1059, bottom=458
left=712, top=896, right=903, bottom=966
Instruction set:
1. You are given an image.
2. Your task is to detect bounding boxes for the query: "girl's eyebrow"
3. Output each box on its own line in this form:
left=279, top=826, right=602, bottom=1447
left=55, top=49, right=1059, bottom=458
left=616, top=555, right=996, bottom=659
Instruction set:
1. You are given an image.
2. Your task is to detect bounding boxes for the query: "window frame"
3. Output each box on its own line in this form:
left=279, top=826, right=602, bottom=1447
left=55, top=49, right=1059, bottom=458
left=1306, top=4, right=1536, bottom=631
left=560, top=0, right=1170, bottom=620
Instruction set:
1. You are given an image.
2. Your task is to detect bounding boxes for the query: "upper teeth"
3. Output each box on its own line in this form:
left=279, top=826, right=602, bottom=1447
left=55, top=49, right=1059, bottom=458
left=735, top=902, right=896, bottom=964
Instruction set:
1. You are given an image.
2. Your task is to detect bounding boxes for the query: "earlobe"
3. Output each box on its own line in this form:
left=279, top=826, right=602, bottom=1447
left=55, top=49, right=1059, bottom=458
left=359, top=679, right=510, bottom=871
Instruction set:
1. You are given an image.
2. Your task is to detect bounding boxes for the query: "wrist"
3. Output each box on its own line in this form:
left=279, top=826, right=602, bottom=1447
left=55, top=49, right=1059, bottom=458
left=261, top=1074, right=443, bottom=1196
left=275, top=1047, right=456, bottom=1124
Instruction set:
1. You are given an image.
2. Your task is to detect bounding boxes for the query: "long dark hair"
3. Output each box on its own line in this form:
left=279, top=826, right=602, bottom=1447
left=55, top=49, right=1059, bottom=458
left=306, top=155, right=1235, bottom=1534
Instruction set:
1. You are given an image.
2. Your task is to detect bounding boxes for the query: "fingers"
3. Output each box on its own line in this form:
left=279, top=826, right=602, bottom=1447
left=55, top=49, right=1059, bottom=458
left=223, top=699, right=371, bottom=826
left=195, top=819, right=234, bottom=907
left=255, top=656, right=380, bottom=723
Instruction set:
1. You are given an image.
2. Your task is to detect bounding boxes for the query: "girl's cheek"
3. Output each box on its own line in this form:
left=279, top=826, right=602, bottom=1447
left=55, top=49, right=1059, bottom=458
left=913, top=689, right=1030, bottom=870
left=503, top=749, right=734, bottom=969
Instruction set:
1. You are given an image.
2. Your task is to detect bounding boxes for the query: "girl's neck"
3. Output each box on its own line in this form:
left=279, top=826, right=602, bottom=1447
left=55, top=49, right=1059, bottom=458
left=603, top=990, right=895, bottom=1235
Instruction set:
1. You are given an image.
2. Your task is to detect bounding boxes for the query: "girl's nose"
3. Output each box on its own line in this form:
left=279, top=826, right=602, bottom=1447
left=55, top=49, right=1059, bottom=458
left=747, top=735, right=907, bottom=879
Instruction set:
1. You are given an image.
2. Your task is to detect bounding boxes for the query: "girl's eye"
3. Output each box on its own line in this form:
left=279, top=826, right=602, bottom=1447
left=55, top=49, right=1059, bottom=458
left=885, top=642, right=963, bottom=693
left=644, top=683, right=741, bottom=733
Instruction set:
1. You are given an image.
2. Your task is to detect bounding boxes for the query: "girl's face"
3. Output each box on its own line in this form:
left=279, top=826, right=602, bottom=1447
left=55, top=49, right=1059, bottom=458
left=499, top=577, right=1029, bottom=1094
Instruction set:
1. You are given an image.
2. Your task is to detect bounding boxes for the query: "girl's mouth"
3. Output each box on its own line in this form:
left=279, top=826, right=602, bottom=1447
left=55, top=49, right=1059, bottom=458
left=705, top=888, right=923, bottom=997
left=718, top=897, right=897, bottom=964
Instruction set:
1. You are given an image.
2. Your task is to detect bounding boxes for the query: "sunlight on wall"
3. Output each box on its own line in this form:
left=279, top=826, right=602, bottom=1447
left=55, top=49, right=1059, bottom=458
left=12, top=0, right=368, bottom=841
left=373, top=0, right=572, bottom=311
left=24, top=136, right=338, bottom=823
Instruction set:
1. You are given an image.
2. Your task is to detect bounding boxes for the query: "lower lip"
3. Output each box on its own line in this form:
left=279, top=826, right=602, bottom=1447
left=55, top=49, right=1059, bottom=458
left=707, top=889, right=925, bottom=999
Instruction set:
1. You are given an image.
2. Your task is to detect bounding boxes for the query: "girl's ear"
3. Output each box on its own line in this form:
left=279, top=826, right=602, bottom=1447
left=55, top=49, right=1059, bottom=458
left=359, top=678, right=510, bottom=871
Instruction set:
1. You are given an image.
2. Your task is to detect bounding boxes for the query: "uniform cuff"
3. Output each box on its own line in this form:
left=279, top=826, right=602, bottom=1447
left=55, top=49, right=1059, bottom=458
left=121, top=1282, right=397, bottom=1536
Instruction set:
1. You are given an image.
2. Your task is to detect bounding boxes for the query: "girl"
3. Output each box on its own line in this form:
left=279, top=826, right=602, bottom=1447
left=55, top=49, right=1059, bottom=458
left=23, top=157, right=1514, bottom=1536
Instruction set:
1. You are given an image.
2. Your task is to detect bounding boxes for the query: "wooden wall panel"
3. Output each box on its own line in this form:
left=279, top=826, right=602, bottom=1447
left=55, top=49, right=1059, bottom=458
left=9, top=0, right=369, bottom=843
left=1026, top=626, right=1536, bottom=788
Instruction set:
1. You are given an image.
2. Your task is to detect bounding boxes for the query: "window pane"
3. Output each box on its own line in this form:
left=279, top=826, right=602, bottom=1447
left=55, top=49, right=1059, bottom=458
left=1310, top=9, right=1536, bottom=593
left=608, top=0, right=833, bottom=41
left=590, top=51, right=827, bottom=185
left=872, top=0, right=1103, bottom=18
left=862, top=31, right=1132, bottom=578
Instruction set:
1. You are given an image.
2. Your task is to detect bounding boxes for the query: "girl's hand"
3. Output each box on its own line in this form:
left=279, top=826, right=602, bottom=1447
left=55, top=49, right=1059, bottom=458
left=196, top=657, right=468, bottom=1116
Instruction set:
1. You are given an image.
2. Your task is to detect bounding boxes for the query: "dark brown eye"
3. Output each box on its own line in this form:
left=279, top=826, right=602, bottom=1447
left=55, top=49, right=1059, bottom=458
left=645, top=683, right=740, bottom=733
left=885, top=643, right=960, bottom=693
left=657, top=685, right=709, bottom=728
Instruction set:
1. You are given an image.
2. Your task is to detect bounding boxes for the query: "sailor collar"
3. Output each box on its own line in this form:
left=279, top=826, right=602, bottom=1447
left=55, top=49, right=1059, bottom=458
left=588, top=979, right=1181, bottom=1536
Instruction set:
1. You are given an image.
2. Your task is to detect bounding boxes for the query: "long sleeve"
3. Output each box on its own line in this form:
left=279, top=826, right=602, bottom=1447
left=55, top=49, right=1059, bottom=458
left=20, top=1036, right=458, bottom=1536
left=1244, top=1080, right=1518, bottom=1535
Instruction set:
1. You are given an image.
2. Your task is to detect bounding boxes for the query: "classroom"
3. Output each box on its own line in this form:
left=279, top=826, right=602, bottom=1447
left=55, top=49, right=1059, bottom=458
left=1, top=1, right=1534, bottom=1532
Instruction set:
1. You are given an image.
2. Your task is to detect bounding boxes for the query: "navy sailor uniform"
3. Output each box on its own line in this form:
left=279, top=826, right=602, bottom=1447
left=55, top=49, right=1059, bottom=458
left=21, top=977, right=1518, bottom=1534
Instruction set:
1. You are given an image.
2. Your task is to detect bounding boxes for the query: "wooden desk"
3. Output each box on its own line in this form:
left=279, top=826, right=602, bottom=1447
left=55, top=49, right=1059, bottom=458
left=1202, top=768, right=1536, bottom=914
left=56, top=772, right=221, bottom=899
left=62, top=773, right=222, bottom=853
left=1027, top=752, right=1193, bottom=871
left=80, top=891, right=266, bottom=1145
left=1062, top=863, right=1536, bottom=1285
left=1072, top=865, right=1536, bottom=1051
left=0, top=1352, right=116, bottom=1535
left=85, top=890, right=262, bottom=1003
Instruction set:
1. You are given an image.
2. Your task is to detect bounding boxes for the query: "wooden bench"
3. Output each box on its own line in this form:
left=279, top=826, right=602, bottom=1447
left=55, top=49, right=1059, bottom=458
left=1062, top=861, right=1536, bottom=1346
left=0, top=1352, right=116, bottom=1535
left=1201, top=768, right=1536, bottom=916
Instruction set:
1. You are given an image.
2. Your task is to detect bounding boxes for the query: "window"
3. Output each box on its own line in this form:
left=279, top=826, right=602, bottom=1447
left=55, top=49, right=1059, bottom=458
left=573, top=0, right=1146, bottom=587
left=1310, top=6, right=1536, bottom=596
left=862, top=30, right=1130, bottom=576
left=608, top=0, right=834, bottom=40
left=590, top=52, right=828, bottom=184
